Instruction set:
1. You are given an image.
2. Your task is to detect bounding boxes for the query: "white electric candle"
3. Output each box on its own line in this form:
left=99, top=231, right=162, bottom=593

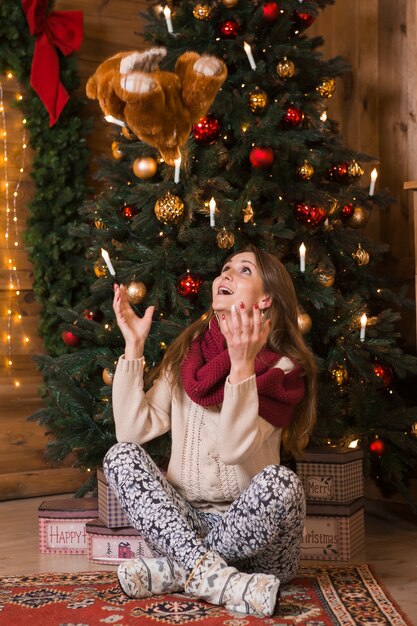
left=174, top=155, right=181, bottom=183
left=243, top=42, right=257, bottom=70
left=360, top=313, right=367, bottom=342
left=104, top=114, right=125, bottom=127
left=369, top=168, right=378, bottom=196
left=299, top=242, right=306, bottom=272
left=209, top=197, right=216, bottom=227
left=101, top=248, right=116, bottom=277
left=163, top=5, right=173, bottom=33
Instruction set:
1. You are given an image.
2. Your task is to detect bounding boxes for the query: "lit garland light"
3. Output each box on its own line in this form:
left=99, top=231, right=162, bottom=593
left=0, top=76, right=31, bottom=388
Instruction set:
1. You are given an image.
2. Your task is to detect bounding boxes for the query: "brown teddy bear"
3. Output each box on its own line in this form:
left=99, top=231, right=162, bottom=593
left=86, top=47, right=227, bottom=165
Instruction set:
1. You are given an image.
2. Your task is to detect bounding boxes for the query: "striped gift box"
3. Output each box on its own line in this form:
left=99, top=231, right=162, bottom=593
left=300, top=498, right=365, bottom=562
left=296, top=447, right=364, bottom=504
left=97, top=467, right=130, bottom=528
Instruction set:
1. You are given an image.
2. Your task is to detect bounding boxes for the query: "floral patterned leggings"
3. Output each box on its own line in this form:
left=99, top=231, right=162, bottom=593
left=103, top=442, right=306, bottom=584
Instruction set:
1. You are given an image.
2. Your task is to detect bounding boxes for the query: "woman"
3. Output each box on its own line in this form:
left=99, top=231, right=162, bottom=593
left=104, top=247, right=317, bottom=618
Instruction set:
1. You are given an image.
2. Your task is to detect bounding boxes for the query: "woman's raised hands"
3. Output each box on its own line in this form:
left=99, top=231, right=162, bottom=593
left=113, top=284, right=155, bottom=359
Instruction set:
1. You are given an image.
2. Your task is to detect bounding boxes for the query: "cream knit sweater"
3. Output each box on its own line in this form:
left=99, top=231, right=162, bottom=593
left=112, top=354, right=295, bottom=512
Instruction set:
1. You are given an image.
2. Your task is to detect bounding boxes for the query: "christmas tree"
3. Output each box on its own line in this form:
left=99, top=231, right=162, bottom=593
left=32, top=0, right=417, bottom=504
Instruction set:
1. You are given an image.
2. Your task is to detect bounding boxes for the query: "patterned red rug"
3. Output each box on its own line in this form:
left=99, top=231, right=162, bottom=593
left=0, top=564, right=412, bottom=626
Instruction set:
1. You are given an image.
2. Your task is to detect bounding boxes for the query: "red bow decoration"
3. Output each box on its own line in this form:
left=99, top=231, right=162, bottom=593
left=21, top=0, right=83, bottom=126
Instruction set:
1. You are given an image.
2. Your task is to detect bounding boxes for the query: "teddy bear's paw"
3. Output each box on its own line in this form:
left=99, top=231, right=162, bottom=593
left=194, top=56, right=223, bottom=77
left=120, top=48, right=167, bottom=75
left=160, top=146, right=181, bottom=166
left=120, top=73, right=157, bottom=95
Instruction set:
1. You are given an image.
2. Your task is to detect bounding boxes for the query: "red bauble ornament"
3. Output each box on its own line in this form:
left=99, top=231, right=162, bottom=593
left=121, top=205, right=138, bottom=220
left=249, top=146, right=274, bottom=168
left=192, top=114, right=221, bottom=144
left=295, top=203, right=327, bottom=227
left=293, top=11, right=315, bottom=29
left=328, top=163, right=349, bottom=183
left=177, top=272, right=203, bottom=299
left=61, top=330, right=80, bottom=347
left=370, top=439, right=385, bottom=455
left=83, top=309, right=104, bottom=323
left=374, top=363, right=393, bottom=386
left=341, top=203, right=354, bottom=219
left=219, top=19, right=240, bottom=38
left=263, top=2, right=279, bottom=21
left=282, top=106, right=304, bottom=128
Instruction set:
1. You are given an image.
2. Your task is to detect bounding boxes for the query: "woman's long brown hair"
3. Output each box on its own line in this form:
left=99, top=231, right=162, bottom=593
left=150, top=247, right=317, bottom=457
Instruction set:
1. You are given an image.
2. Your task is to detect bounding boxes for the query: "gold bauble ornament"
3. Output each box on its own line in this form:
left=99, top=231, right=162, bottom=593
left=297, top=160, right=314, bottom=180
left=315, top=266, right=335, bottom=287
left=159, top=341, right=167, bottom=351
left=133, top=156, right=157, bottom=179
left=222, top=0, right=238, bottom=6
left=352, top=243, right=370, bottom=266
left=111, top=141, right=124, bottom=160
left=193, top=3, right=212, bottom=19
left=346, top=205, right=370, bottom=229
left=154, top=192, right=185, bottom=225
left=216, top=227, right=235, bottom=250
left=412, top=422, right=417, bottom=437
left=316, top=78, right=336, bottom=98
left=94, top=259, right=107, bottom=278
left=248, top=88, right=268, bottom=114
left=276, top=58, right=295, bottom=79
left=331, top=365, right=348, bottom=386
left=297, top=308, right=312, bottom=334
left=126, top=281, right=147, bottom=304
left=348, top=160, right=364, bottom=179
left=102, top=368, right=114, bottom=385
left=121, top=126, right=135, bottom=140
left=94, top=219, right=106, bottom=230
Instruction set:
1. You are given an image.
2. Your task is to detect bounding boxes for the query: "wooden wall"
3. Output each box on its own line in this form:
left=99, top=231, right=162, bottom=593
left=1, top=0, right=416, bottom=500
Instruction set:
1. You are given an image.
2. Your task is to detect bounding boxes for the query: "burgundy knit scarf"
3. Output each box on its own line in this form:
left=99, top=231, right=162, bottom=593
left=180, top=317, right=305, bottom=428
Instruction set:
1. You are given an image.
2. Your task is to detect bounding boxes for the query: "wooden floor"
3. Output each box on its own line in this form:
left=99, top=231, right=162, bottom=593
left=0, top=495, right=416, bottom=623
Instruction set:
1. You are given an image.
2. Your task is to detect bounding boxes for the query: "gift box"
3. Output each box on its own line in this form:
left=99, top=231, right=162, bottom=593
left=38, top=497, right=99, bottom=555
left=300, top=498, right=365, bottom=562
left=295, top=447, right=364, bottom=504
left=97, top=467, right=130, bottom=528
left=86, top=518, right=154, bottom=564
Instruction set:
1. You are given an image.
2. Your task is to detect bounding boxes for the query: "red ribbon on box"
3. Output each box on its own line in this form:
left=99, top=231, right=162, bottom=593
left=21, top=0, right=83, bottom=126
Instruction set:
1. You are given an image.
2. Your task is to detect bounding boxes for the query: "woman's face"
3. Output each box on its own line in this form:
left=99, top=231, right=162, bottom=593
left=212, top=252, right=270, bottom=315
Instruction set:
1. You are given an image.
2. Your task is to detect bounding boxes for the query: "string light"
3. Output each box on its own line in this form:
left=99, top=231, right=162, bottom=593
left=1, top=76, right=32, bottom=387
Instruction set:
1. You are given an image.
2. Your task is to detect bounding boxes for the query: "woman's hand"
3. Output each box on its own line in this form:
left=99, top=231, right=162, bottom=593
left=113, top=284, right=154, bottom=359
left=219, top=302, right=271, bottom=384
